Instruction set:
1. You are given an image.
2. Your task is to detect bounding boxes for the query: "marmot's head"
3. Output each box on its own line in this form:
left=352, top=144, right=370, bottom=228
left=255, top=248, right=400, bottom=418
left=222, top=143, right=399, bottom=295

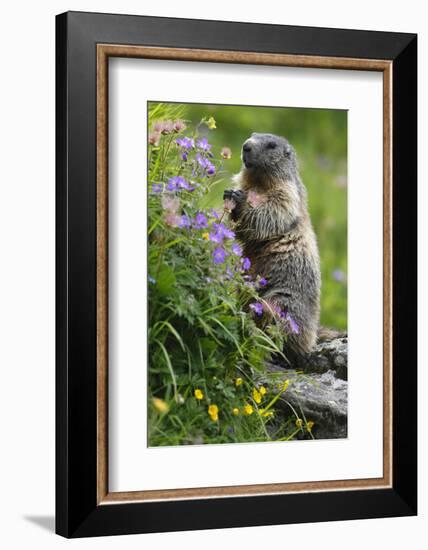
left=241, top=133, right=297, bottom=180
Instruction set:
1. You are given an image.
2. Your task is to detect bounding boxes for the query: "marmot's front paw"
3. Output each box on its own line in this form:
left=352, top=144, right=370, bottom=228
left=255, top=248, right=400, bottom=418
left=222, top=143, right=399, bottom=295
left=223, top=189, right=246, bottom=203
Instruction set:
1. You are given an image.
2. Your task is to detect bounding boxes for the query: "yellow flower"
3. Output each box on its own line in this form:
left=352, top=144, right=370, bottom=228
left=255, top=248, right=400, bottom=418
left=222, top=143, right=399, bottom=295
left=235, top=377, right=243, bottom=387
left=232, top=407, right=240, bottom=416
left=259, top=409, right=274, bottom=418
left=244, top=404, right=254, bottom=416
left=295, top=418, right=303, bottom=428
left=208, top=404, right=219, bottom=421
left=202, top=232, right=210, bottom=240
left=259, top=386, right=267, bottom=396
left=252, top=388, right=262, bottom=404
left=306, top=421, right=315, bottom=432
left=281, top=379, right=290, bottom=392
left=152, top=397, right=169, bottom=414
left=206, top=116, right=217, bottom=129
left=194, top=388, right=204, bottom=400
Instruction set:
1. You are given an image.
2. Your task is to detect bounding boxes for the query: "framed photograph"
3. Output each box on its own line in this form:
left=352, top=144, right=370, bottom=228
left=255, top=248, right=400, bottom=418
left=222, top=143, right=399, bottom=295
left=56, top=11, right=417, bottom=538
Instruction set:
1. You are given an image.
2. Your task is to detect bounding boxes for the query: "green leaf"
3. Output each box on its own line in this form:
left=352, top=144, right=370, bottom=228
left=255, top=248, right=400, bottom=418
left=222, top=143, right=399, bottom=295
left=153, top=338, right=178, bottom=402
left=156, top=264, right=176, bottom=296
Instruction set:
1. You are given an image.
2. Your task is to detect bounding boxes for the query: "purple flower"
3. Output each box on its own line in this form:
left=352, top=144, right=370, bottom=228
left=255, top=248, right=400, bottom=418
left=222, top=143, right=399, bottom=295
left=224, top=228, right=235, bottom=239
left=205, top=161, right=216, bottom=176
left=166, top=175, right=194, bottom=192
left=151, top=183, right=163, bottom=193
left=209, top=231, right=223, bottom=244
left=179, top=214, right=191, bottom=228
left=209, top=208, right=220, bottom=219
left=213, top=247, right=226, bottom=264
left=259, top=277, right=268, bottom=287
left=193, top=212, right=208, bottom=229
left=332, top=269, right=346, bottom=282
left=242, top=257, right=251, bottom=271
left=214, top=223, right=235, bottom=239
left=176, top=176, right=189, bottom=190
left=195, top=152, right=206, bottom=168
left=166, top=177, right=179, bottom=191
left=195, top=153, right=216, bottom=176
left=225, top=266, right=234, bottom=279
left=231, top=243, right=243, bottom=257
left=196, top=137, right=212, bottom=151
left=181, top=152, right=188, bottom=162
left=176, top=136, right=194, bottom=149
left=209, top=223, right=235, bottom=244
left=249, top=302, right=263, bottom=317
left=286, top=312, right=300, bottom=334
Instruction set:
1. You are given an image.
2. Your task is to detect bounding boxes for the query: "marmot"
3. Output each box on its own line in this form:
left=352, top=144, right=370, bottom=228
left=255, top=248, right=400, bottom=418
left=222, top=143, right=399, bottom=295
left=224, top=133, right=321, bottom=360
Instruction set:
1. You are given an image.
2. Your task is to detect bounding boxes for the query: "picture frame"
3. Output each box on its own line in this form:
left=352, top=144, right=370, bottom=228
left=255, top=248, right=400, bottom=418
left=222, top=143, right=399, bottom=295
left=56, top=10, right=417, bottom=538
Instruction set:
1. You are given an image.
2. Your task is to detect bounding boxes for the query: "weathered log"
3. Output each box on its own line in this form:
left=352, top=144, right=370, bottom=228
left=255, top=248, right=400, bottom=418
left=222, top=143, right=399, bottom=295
left=265, top=336, right=348, bottom=439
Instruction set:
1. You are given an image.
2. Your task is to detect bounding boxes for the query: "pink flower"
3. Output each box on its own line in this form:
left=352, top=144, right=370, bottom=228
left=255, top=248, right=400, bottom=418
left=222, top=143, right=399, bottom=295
left=148, top=131, right=161, bottom=146
left=224, top=198, right=236, bottom=211
left=152, top=121, right=165, bottom=133
left=161, top=120, right=174, bottom=134
left=161, top=195, right=180, bottom=213
left=173, top=119, right=187, bottom=132
left=220, top=147, right=232, bottom=159
left=164, top=212, right=180, bottom=227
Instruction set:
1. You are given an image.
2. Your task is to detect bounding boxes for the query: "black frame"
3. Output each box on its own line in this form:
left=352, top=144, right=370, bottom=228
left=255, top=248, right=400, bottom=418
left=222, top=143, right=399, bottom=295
left=56, top=11, right=417, bottom=538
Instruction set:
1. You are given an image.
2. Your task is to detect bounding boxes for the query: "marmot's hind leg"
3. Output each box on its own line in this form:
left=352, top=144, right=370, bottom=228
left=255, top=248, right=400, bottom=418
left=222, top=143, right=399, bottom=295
left=317, top=327, right=347, bottom=343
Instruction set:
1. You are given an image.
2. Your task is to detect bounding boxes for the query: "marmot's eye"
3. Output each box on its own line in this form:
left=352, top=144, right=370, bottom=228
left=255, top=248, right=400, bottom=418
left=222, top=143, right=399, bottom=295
left=266, top=141, right=277, bottom=149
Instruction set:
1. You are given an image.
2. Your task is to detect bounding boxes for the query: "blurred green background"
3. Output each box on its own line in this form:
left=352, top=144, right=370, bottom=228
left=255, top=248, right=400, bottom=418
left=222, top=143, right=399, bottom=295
left=157, top=102, right=347, bottom=330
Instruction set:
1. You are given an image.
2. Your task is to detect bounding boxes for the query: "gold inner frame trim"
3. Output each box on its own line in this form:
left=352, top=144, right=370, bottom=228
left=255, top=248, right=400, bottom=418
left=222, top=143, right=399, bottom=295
left=96, top=44, right=393, bottom=505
